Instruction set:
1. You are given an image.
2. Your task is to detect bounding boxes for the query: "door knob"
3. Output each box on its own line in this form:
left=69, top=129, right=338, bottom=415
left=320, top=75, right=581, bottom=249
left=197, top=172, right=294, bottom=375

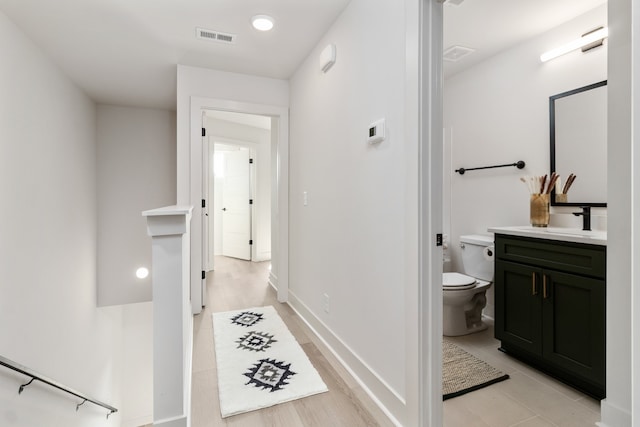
left=222, top=208, right=227, bottom=211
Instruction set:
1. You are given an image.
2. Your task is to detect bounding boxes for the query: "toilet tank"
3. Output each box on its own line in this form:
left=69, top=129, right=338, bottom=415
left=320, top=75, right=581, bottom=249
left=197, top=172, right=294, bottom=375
left=460, top=234, right=494, bottom=281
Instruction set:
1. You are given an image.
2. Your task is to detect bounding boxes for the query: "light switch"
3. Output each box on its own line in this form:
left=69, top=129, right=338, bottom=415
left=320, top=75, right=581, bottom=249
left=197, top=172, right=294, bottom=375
left=303, top=191, right=308, bottom=206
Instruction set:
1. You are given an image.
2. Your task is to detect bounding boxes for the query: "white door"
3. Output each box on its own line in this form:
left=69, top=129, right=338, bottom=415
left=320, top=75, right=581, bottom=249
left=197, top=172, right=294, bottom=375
left=202, top=137, right=211, bottom=271
left=221, top=148, right=251, bottom=260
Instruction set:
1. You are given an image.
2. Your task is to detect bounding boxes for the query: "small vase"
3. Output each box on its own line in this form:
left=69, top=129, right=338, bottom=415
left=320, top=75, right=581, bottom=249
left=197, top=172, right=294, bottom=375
left=530, top=193, right=549, bottom=227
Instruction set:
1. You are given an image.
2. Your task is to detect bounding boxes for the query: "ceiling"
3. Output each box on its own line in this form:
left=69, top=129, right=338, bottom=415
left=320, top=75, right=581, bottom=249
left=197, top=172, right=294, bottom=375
left=0, top=0, right=607, bottom=110
left=0, top=0, right=351, bottom=109
left=444, top=0, right=607, bottom=77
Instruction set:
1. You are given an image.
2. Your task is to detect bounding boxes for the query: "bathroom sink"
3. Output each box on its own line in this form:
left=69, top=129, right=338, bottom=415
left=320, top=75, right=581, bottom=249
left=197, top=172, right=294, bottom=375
left=515, top=226, right=606, bottom=239
left=488, top=226, right=607, bottom=246
left=542, top=227, right=603, bottom=236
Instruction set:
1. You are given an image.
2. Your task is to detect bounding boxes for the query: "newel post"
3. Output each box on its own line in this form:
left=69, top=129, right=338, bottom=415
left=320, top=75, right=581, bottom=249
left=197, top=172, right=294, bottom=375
left=142, top=205, right=193, bottom=427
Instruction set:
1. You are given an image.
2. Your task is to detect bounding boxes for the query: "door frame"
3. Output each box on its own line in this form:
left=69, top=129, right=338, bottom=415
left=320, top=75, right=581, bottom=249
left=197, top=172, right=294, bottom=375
left=405, top=0, right=443, bottom=425
left=189, top=97, right=289, bottom=314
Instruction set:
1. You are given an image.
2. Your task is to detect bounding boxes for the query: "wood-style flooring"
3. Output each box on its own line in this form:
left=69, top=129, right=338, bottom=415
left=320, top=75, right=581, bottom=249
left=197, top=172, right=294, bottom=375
left=189, top=256, right=601, bottom=427
left=190, top=256, right=395, bottom=427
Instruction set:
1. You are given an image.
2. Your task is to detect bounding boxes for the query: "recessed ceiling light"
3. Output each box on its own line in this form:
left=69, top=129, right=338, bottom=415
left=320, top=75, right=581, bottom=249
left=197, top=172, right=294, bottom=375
left=136, top=267, right=149, bottom=279
left=251, top=15, right=274, bottom=31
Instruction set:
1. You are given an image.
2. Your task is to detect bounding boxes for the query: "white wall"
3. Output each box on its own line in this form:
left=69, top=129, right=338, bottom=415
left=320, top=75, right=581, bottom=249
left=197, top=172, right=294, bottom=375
left=0, top=10, right=124, bottom=426
left=121, top=303, right=153, bottom=427
left=204, top=116, right=271, bottom=262
left=97, top=105, right=177, bottom=306
left=288, top=0, right=408, bottom=421
left=444, top=5, right=607, bottom=318
left=176, top=65, right=288, bottom=313
left=176, top=65, right=288, bottom=204
left=602, top=0, right=632, bottom=424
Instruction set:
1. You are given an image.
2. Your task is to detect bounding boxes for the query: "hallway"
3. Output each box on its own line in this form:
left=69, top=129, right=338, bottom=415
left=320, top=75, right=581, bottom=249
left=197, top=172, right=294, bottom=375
left=190, top=256, right=395, bottom=426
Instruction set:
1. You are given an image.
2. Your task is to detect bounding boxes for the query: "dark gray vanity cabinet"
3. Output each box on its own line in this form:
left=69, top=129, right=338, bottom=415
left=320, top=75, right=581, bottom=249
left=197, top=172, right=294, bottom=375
left=494, top=234, right=606, bottom=398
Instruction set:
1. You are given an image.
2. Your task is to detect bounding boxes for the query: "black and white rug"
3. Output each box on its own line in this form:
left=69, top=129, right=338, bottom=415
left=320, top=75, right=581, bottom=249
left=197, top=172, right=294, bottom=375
left=212, top=306, right=328, bottom=418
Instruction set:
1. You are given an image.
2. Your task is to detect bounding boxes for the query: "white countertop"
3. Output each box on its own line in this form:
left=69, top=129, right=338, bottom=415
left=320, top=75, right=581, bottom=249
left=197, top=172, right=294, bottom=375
left=488, top=226, right=607, bottom=246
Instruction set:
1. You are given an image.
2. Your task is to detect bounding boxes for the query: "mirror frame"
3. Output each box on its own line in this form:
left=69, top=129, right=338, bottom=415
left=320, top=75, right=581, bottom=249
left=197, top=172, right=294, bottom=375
left=549, top=80, right=607, bottom=207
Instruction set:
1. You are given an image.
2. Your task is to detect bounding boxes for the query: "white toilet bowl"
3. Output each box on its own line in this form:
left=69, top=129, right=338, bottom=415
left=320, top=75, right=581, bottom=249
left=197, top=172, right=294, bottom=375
left=443, top=272, right=491, bottom=336
left=442, top=234, right=495, bottom=337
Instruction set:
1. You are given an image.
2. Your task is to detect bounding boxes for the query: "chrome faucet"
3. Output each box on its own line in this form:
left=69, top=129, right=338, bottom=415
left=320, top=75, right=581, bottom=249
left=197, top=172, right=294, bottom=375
left=573, top=206, right=592, bottom=231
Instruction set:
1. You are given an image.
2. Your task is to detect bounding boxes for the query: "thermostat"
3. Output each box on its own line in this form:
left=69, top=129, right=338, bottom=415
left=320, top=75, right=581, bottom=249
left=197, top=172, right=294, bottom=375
left=367, top=118, right=385, bottom=144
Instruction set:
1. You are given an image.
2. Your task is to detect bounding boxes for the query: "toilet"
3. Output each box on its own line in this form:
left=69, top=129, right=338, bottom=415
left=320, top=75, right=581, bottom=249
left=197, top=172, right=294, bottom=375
left=443, top=234, right=494, bottom=337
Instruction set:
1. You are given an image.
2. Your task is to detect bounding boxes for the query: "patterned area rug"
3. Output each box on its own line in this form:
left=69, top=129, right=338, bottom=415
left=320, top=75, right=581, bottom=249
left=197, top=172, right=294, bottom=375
left=443, top=339, right=509, bottom=400
left=212, top=306, right=328, bottom=418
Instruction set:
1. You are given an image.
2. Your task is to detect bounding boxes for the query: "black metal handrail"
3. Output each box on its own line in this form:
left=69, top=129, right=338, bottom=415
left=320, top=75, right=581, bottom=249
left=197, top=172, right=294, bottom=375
left=0, top=355, right=117, bottom=419
left=455, top=160, right=526, bottom=175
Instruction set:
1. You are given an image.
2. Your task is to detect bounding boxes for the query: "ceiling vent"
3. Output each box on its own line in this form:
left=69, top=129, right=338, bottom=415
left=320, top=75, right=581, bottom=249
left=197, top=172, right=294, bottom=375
left=196, top=28, right=236, bottom=44
left=444, top=0, right=465, bottom=6
left=443, top=45, right=475, bottom=62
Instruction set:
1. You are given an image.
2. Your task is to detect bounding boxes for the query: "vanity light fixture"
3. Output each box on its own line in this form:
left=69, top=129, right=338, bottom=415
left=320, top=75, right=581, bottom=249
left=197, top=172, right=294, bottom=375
left=251, top=15, right=274, bottom=31
left=540, top=26, right=608, bottom=62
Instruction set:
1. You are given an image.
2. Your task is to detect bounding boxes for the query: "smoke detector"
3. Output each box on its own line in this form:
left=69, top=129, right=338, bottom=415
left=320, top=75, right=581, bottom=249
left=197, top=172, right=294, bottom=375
left=196, top=28, right=236, bottom=44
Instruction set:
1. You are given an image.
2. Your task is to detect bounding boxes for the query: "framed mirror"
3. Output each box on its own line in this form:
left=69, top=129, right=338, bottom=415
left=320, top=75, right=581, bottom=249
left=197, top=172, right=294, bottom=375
left=550, top=80, right=607, bottom=207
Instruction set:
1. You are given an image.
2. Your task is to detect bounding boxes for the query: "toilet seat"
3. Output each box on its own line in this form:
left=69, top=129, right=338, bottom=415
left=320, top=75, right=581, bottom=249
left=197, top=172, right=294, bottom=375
left=443, top=272, right=477, bottom=290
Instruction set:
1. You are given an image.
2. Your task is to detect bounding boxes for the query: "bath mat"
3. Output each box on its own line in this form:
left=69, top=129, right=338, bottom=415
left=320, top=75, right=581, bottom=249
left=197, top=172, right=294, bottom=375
left=212, top=305, right=328, bottom=418
left=443, top=339, right=509, bottom=400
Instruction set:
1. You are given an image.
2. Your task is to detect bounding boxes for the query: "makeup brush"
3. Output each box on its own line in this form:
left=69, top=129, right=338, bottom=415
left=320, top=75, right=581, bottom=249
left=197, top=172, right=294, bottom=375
left=556, top=176, right=563, bottom=194
left=546, top=173, right=559, bottom=194
left=539, top=174, right=547, bottom=194
left=563, top=174, right=576, bottom=194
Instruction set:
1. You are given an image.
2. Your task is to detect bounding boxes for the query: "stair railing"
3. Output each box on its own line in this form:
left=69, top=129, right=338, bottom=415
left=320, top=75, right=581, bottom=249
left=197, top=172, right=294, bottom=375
left=0, top=355, right=117, bottom=419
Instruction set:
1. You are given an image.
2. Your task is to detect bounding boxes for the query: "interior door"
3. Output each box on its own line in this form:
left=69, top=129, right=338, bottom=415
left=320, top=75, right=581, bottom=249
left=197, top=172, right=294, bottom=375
left=221, top=148, right=251, bottom=260
left=202, top=137, right=211, bottom=271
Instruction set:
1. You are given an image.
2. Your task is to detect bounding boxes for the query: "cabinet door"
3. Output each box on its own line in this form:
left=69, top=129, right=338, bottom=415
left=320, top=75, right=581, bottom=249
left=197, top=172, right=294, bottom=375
left=495, top=261, right=542, bottom=355
left=541, top=270, right=605, bottom=387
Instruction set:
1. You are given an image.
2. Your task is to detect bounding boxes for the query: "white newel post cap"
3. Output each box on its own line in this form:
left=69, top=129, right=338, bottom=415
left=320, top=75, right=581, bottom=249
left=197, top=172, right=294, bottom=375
left=142, top=205, right=193, bottom=236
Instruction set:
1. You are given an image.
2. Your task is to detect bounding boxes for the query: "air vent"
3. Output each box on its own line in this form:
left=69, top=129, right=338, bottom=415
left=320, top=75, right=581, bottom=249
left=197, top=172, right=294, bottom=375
left=443, top=45, right=475, bottom=62
left=196, top=28, right=236, bottom=44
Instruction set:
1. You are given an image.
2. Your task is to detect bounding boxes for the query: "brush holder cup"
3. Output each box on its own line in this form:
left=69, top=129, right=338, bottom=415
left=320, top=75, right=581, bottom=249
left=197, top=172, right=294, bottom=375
left=555, top=193, right=568, bottom=203
left=530, top=193, right=550, bottom=227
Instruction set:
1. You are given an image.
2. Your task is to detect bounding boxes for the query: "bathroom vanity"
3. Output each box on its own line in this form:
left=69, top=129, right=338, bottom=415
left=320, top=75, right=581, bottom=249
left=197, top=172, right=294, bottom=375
left=488, top=226, right=606, bottom=399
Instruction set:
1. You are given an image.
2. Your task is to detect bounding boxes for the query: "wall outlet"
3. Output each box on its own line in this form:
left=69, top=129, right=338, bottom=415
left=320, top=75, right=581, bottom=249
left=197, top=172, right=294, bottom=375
left=323, top=293, right=330, bottom=313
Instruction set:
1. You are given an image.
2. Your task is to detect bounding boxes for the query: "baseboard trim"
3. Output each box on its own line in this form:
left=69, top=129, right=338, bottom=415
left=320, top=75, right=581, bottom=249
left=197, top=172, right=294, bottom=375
left=597, top=399, right=631, bottom=427
left=286, top=291, right=404, bottom=426
left=268, top=271, right=278, bottom=291
left=254, top=251, right=271, bottom=262
left=153, top=415, right=187, bottom=427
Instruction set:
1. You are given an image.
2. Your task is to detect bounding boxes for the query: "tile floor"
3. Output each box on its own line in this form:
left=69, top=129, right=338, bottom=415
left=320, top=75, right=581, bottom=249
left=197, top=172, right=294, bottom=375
left=444, top=322, right=601, bottom=427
